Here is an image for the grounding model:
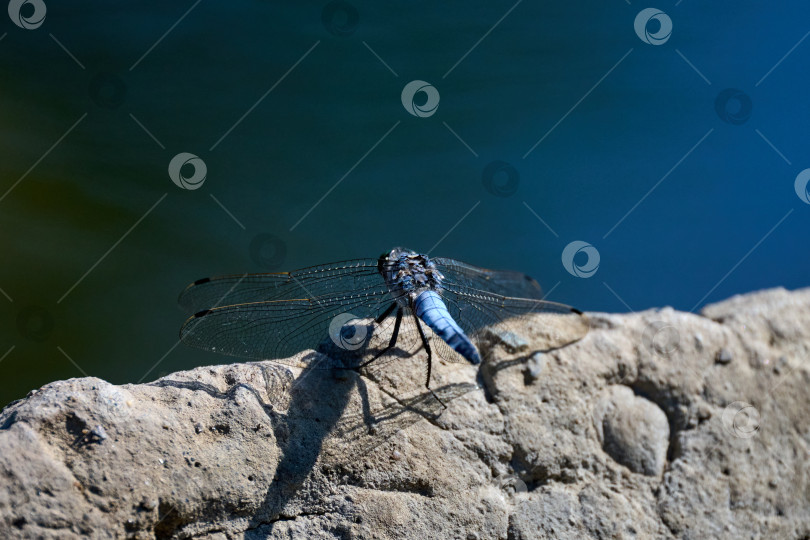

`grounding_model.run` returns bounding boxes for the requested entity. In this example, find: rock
[1,287,809,539]
[715,348,733,364]
[481,327,530,354]
[524,352,546,382]
[592,385,669,476]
